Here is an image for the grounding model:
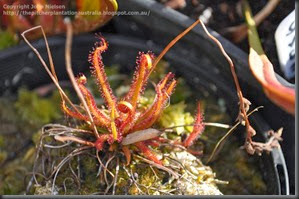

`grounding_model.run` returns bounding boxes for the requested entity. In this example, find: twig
[104,154,116,194]
[122,167,143,194]
[161,122,231,131]
[50,146,91,194]
[64,18,100,139]
[95,151,114,180]
[63,177,74,195]
[206,106,263,164]
[21,26,80,115]
[151,19,201,76]
[204,122,231,129]
[197,19,254,144]
[44,142,72,149]
[133,154,179,179]
[112,158,120,195]
[54,135,95,147]
[68,161,81,192]
[223,0,280,43]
